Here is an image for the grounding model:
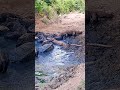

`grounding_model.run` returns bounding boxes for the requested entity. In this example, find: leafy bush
[35,0,85,19]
